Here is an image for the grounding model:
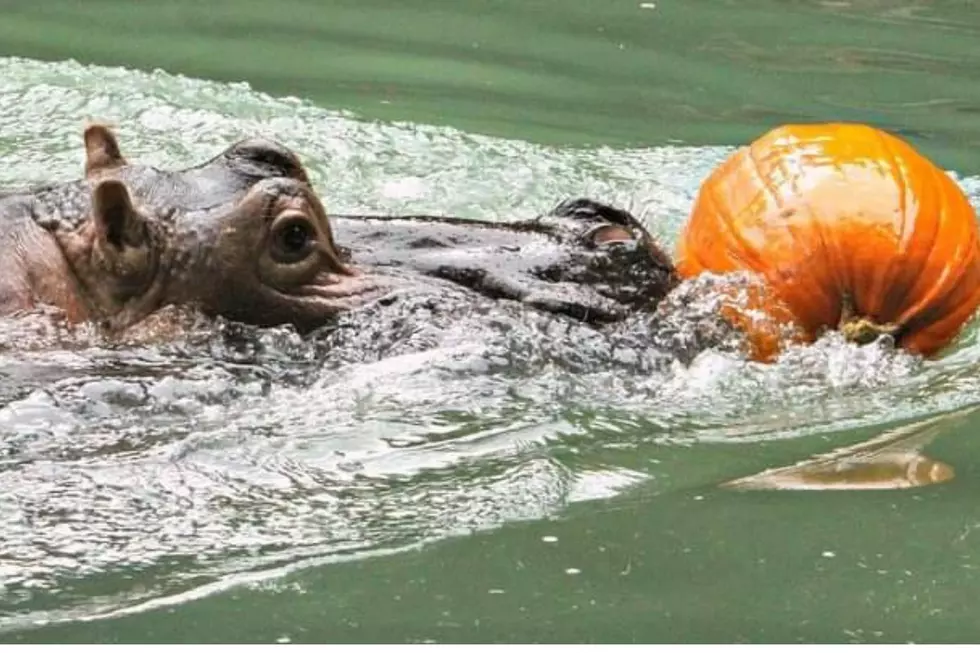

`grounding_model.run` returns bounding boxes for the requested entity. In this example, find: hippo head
[56,176,383,333]
[169,176,382,331]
